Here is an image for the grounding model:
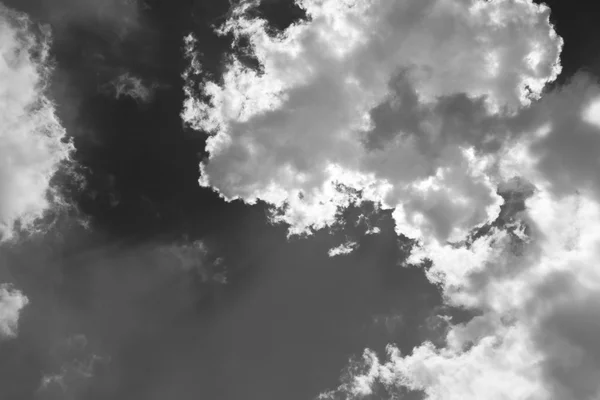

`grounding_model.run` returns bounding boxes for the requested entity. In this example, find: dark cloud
[1,0,143,34]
